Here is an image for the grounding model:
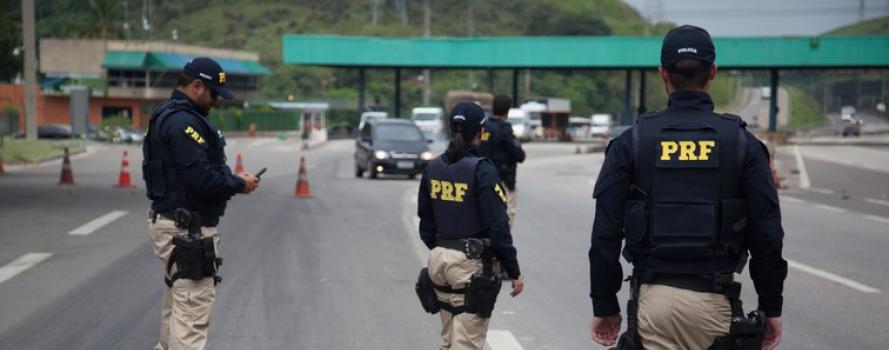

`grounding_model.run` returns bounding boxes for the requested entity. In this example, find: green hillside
[827,15,889,35]
[1,0,694,119]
